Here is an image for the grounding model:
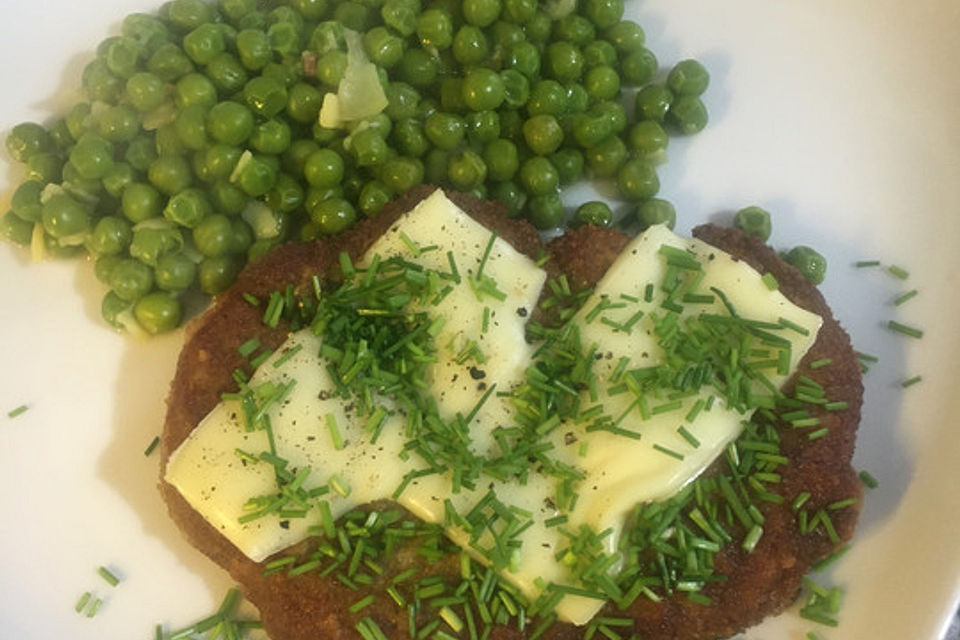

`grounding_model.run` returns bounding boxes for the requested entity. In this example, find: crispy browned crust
[161,195,863,640]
